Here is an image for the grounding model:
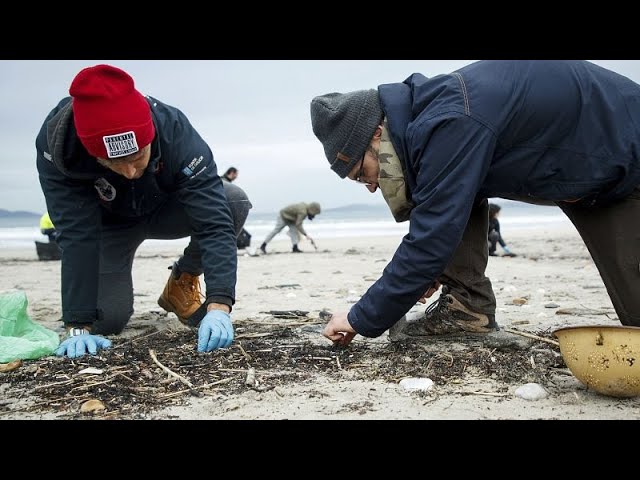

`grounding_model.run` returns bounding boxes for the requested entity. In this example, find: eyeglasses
[354,156,366,184]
